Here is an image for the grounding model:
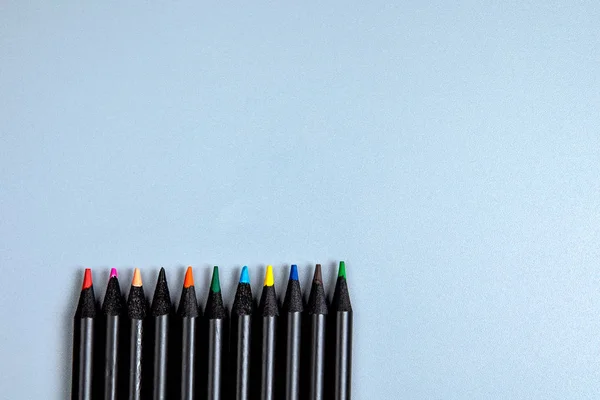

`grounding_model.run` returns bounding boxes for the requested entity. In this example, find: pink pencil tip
[110,268,118,278]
